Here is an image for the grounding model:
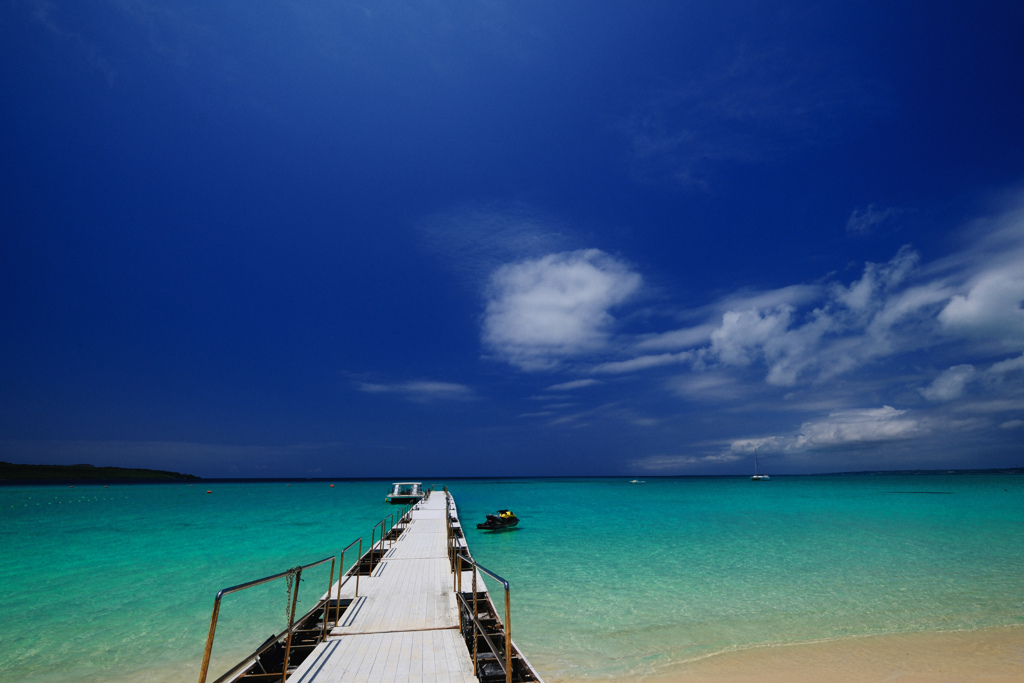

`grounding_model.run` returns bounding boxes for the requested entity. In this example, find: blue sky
[2,1,1023,477]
